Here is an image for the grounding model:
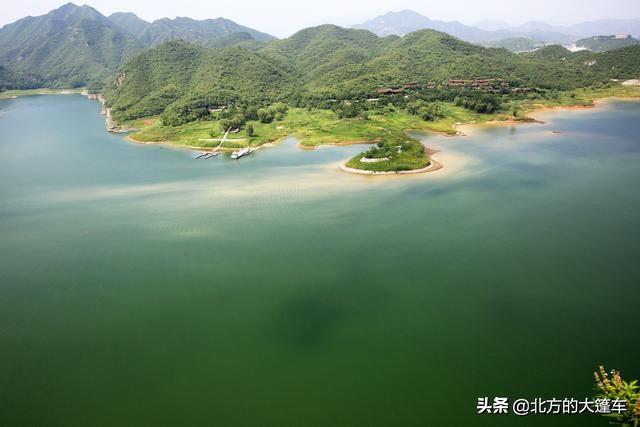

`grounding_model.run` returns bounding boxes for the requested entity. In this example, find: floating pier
[230,147,253,159]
